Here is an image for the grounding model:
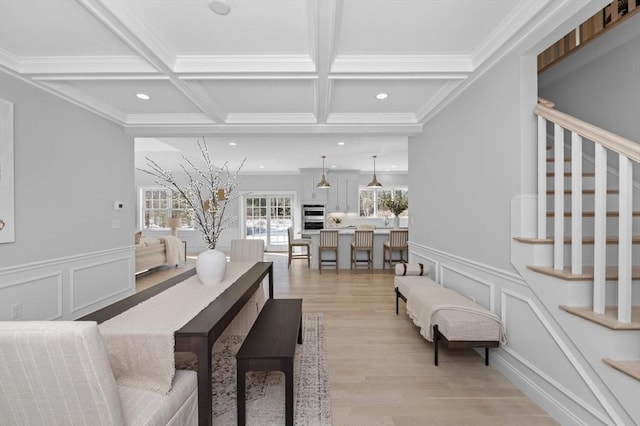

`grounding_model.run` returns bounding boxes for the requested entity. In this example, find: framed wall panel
[0,99,14,243]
